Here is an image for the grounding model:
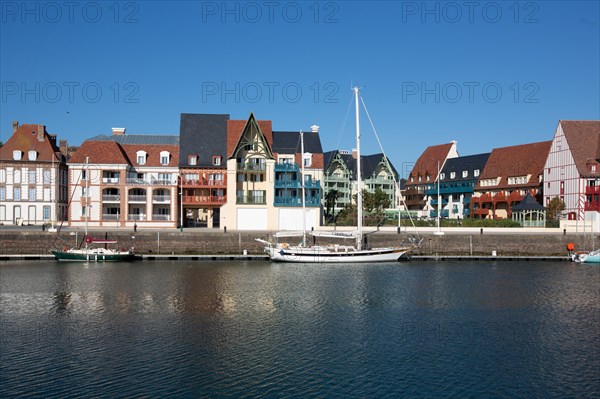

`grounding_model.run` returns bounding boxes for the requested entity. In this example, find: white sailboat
[257,87,421,263]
